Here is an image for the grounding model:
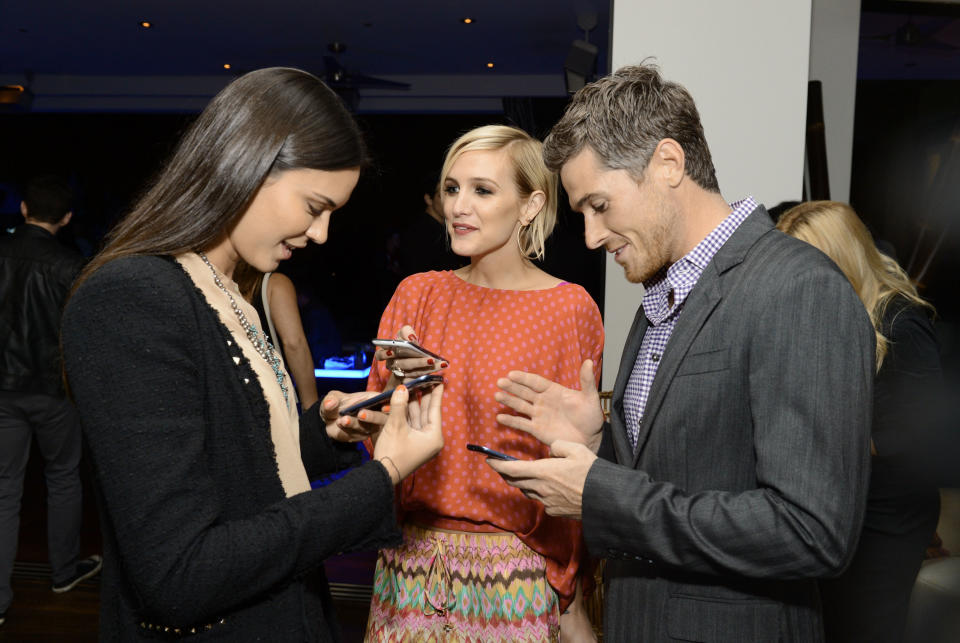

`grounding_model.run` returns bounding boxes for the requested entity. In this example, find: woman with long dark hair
[61,67,443,641]
[777,201,942,643]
